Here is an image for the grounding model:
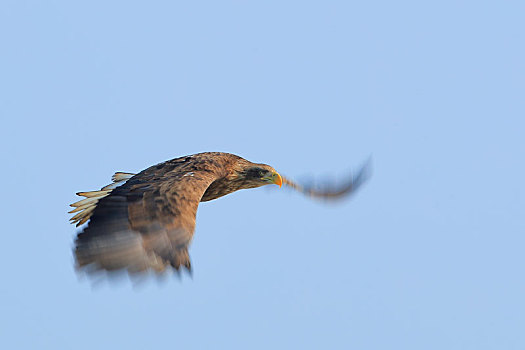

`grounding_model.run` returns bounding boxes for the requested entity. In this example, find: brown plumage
[70,152,370,275]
